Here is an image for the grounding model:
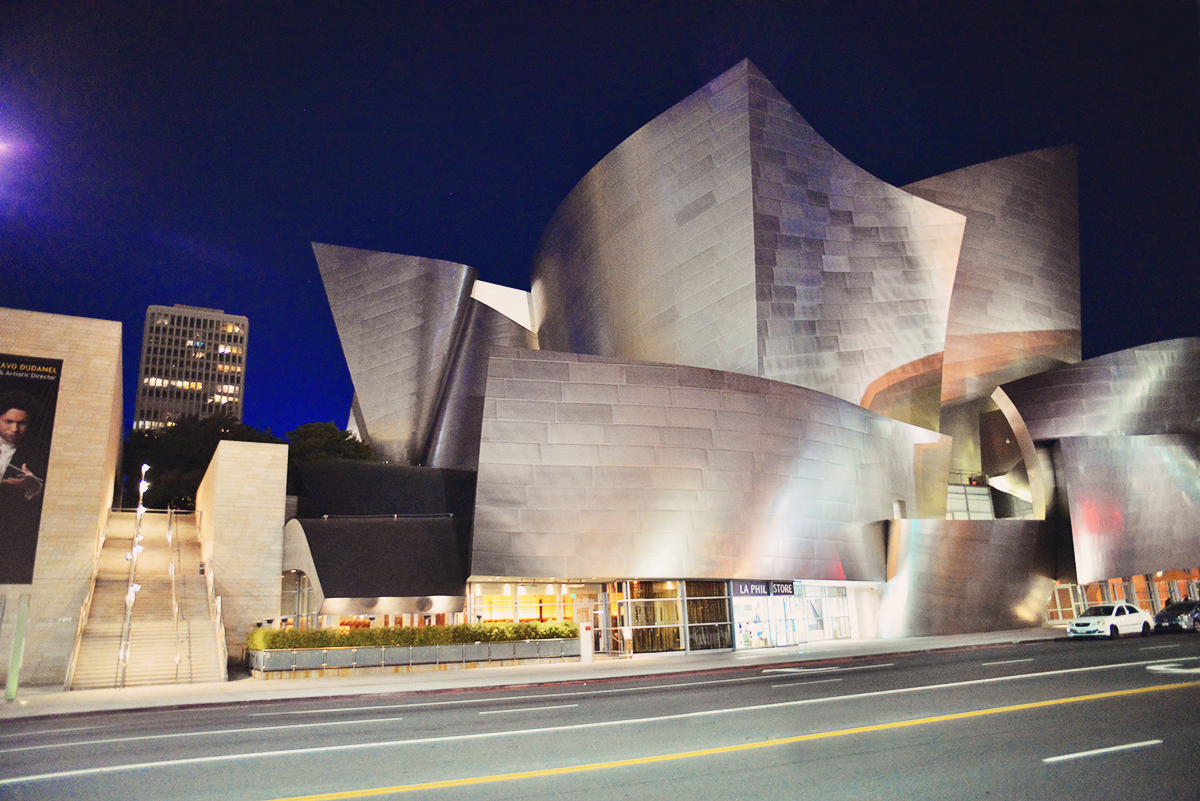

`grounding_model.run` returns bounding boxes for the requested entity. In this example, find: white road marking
[980,658,1034,666]
[1146,662,1200,674]
[0,717,405,755]
[770,678,843,688]
[246,673,776,716]
[1139,644,1180,650]
[0,723,109,739]
[479,704,579,715]
[763,662,894,675]
[1043,739,1162,763]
